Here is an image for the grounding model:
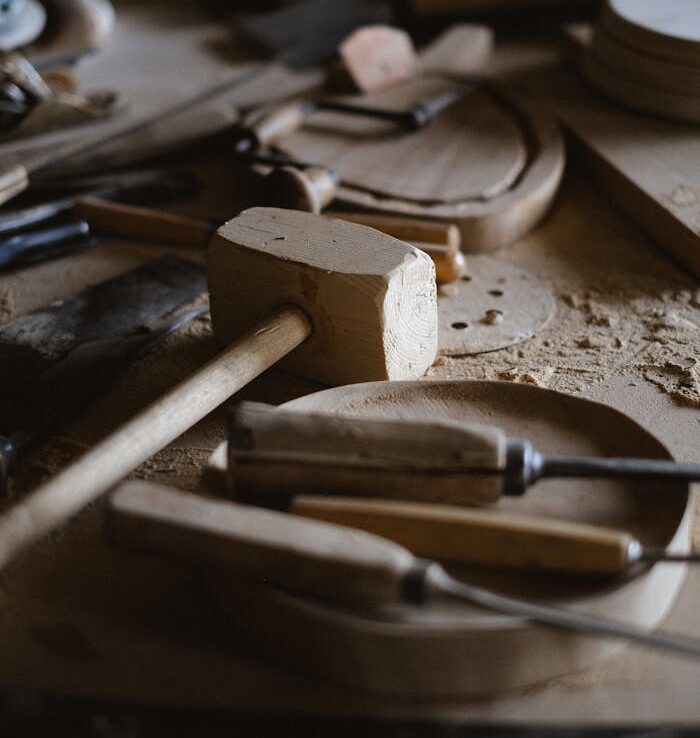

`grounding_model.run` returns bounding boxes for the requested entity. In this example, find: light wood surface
[108,482,415,603]
[338,26,418,92]
[206,380,691,697]
[418,24,493,77]
[281,77,527,204]
[208,207,438,385]
[521,63,700,278]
